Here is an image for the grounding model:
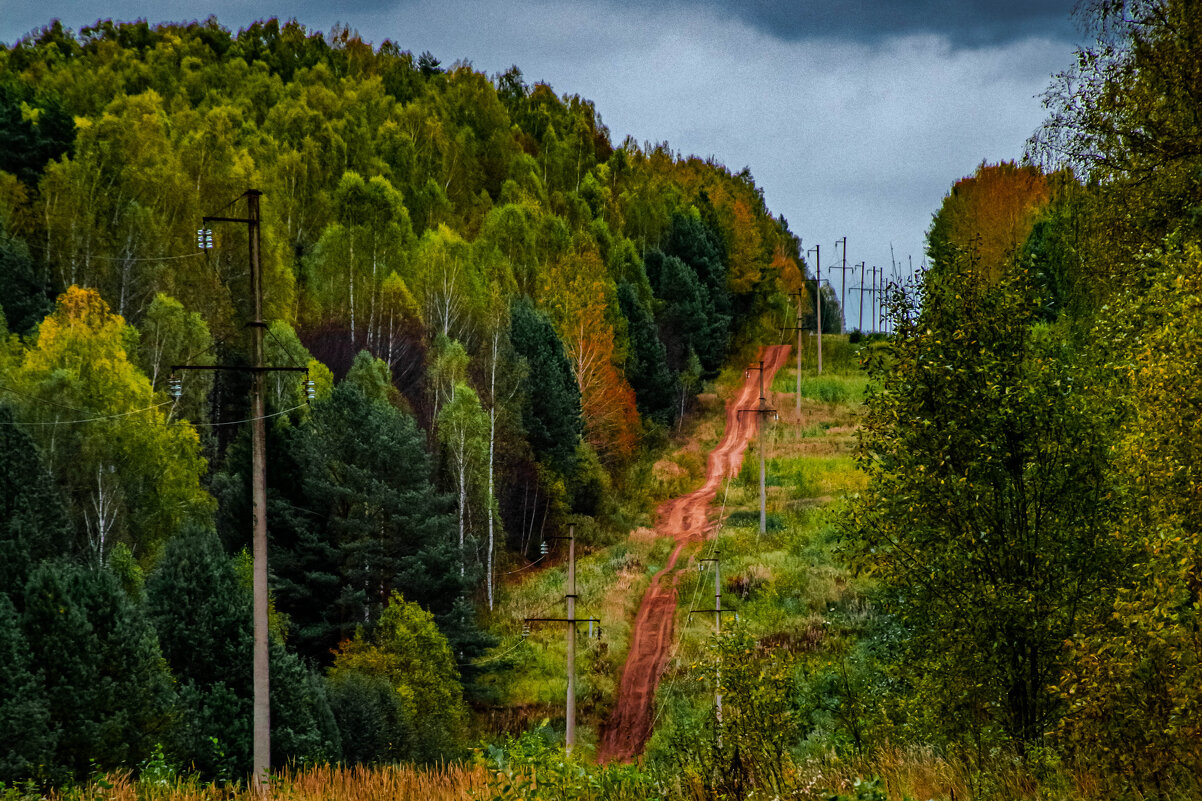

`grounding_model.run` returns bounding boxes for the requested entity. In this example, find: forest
[0,11,828,786]
[3,0,1202,798]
